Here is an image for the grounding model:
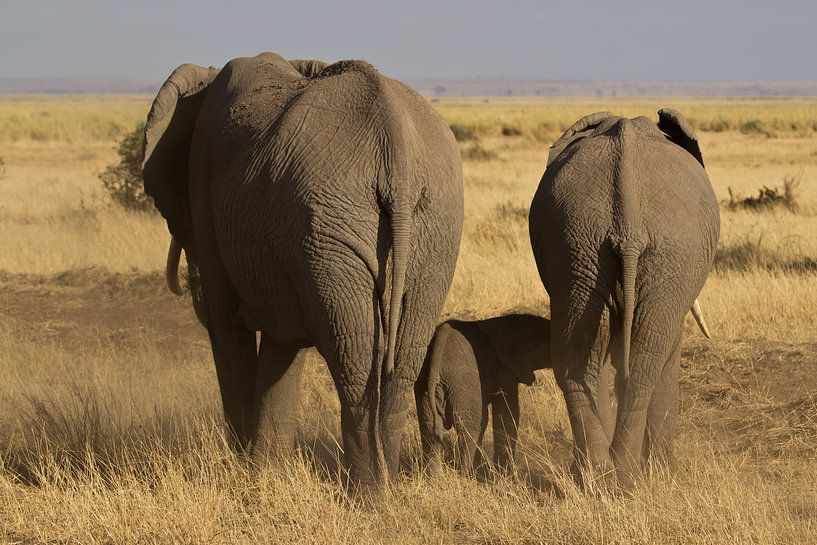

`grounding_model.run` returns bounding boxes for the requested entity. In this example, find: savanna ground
[1,95,816,543]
